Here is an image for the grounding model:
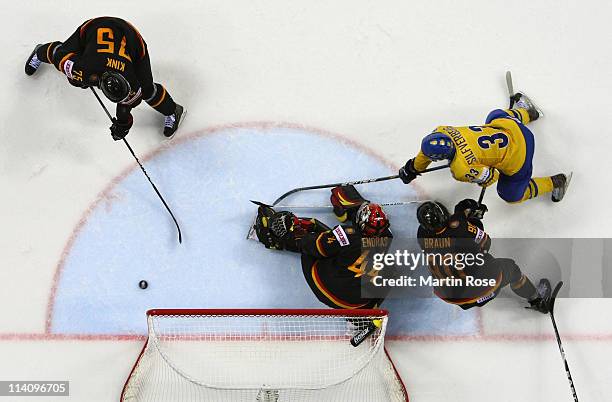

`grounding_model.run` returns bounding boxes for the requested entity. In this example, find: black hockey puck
[139,280,148,289]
